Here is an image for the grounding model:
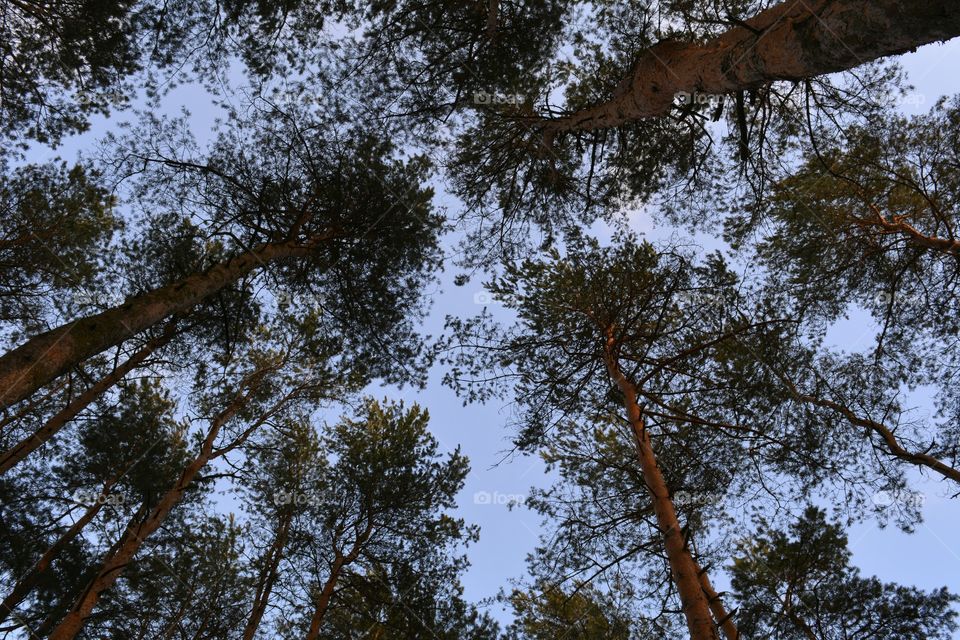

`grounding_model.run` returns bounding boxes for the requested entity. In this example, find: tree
[0,0,352,147]
[316,558,501,640]
[723,95,960,484]
[43,317,352,640]
[92,513,252,639]
[379,0,960,265]
[283,399,474,640]
[505,582,636,640]
[0,378,192,635]
[0,105,441,410]
[0,162,119,333]
[442,234,957,639]
[731,507,959,639]
[237,418,322,640]
[526,0,960,136]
